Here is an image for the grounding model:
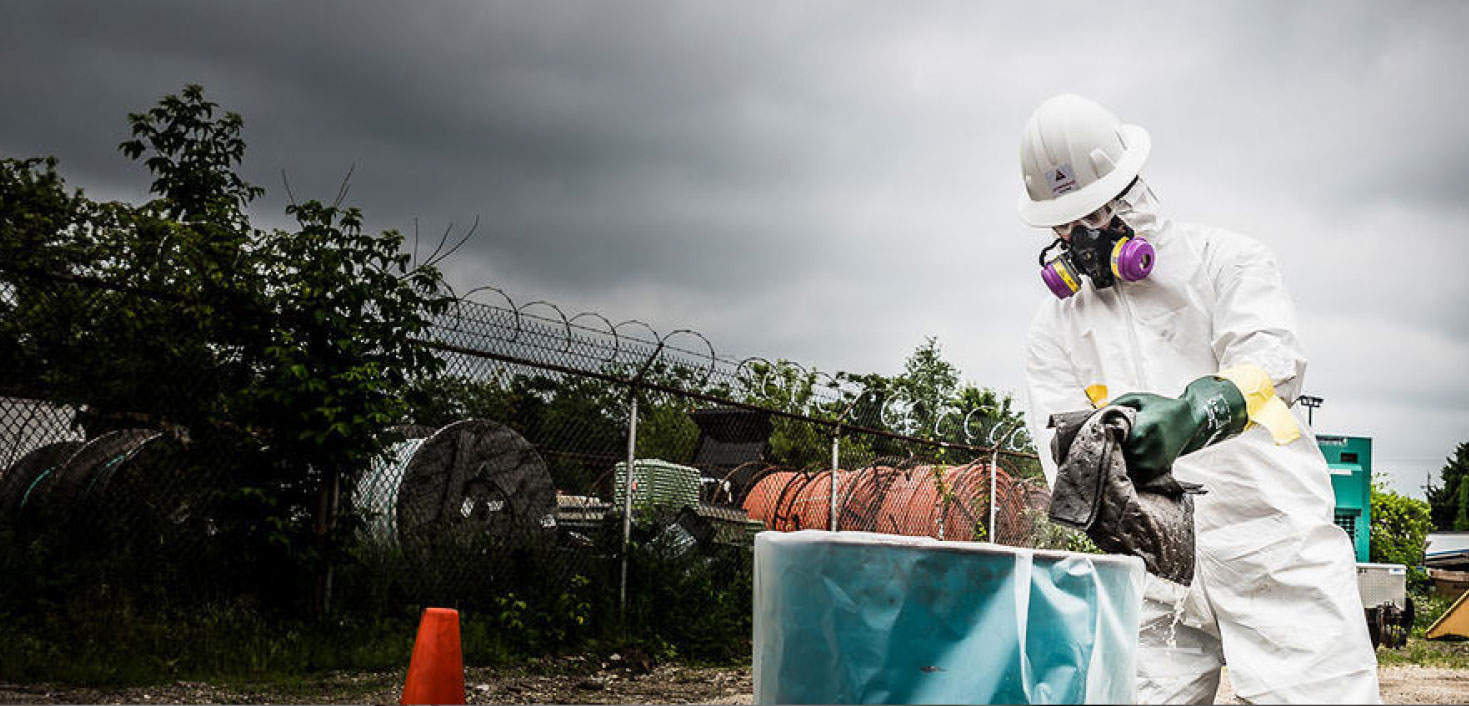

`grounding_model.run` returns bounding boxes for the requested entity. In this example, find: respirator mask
[1038,210,1155,299]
